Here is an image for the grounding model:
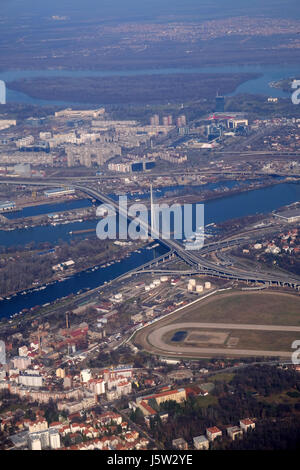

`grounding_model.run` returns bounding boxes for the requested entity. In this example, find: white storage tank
[196,284,204,293]
[189,279,196,287]
[153,279,161,286]
[205,281,212,289]
[160,276,169,282]
[188,284,195,292]
[145,286,150,292]
[149,283,155,289]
